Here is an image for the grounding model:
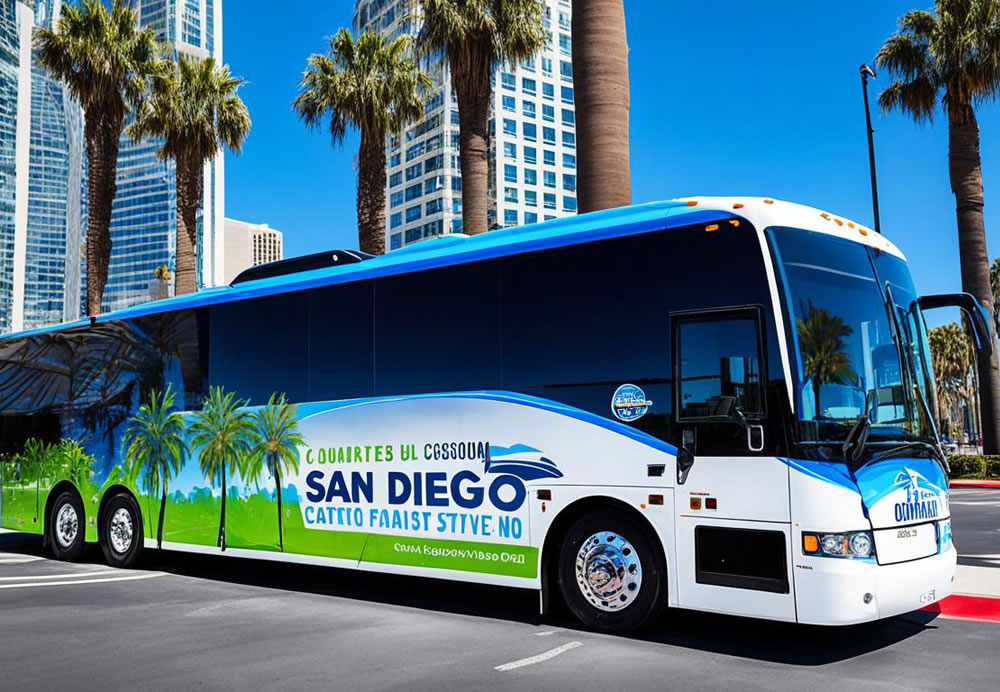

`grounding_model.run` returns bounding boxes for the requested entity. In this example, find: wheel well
[42,481,83,546]
[98,485,142,544]
[540,496,668,612]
